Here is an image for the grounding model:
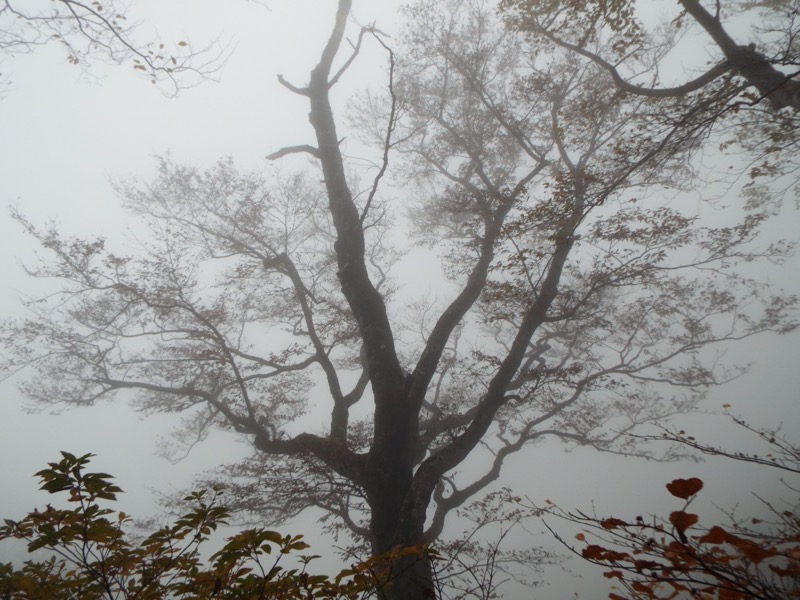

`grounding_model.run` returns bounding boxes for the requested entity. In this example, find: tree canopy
[499,0,800,203]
